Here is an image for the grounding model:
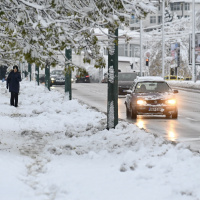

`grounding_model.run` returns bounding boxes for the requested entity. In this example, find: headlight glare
[166,99,176,105]
[137,100,146,105]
